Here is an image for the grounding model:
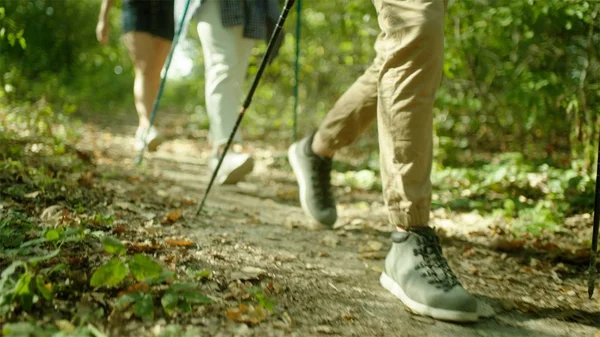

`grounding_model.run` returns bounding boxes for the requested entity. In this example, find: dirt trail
[81,120,600,337]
